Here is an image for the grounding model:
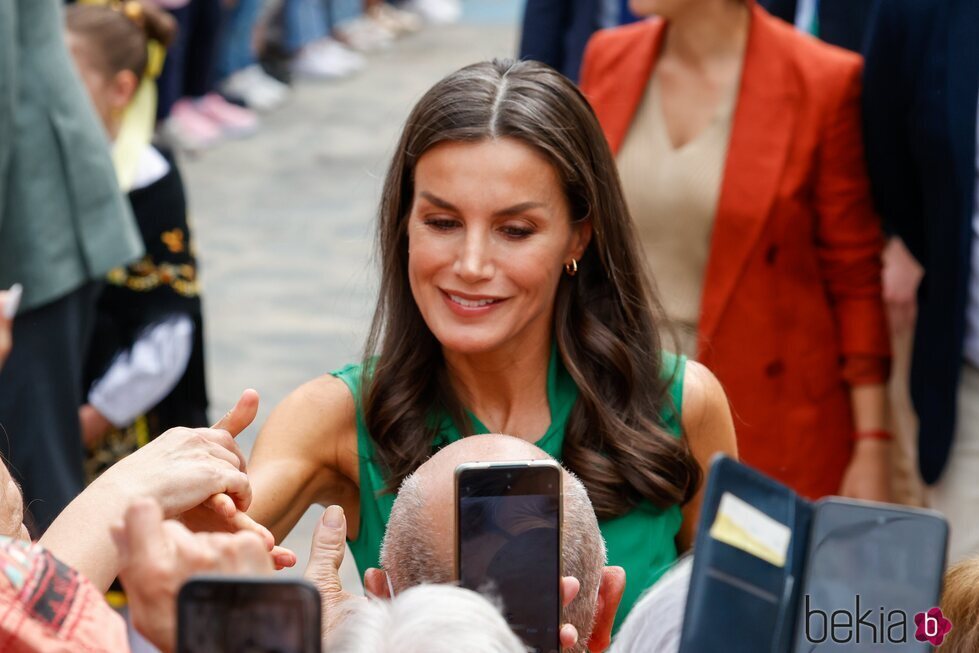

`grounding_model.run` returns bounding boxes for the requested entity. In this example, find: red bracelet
[854,429,893,442]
